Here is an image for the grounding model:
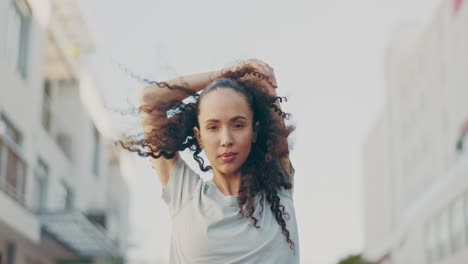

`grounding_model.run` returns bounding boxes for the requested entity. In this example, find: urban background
[0,0,467,264]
